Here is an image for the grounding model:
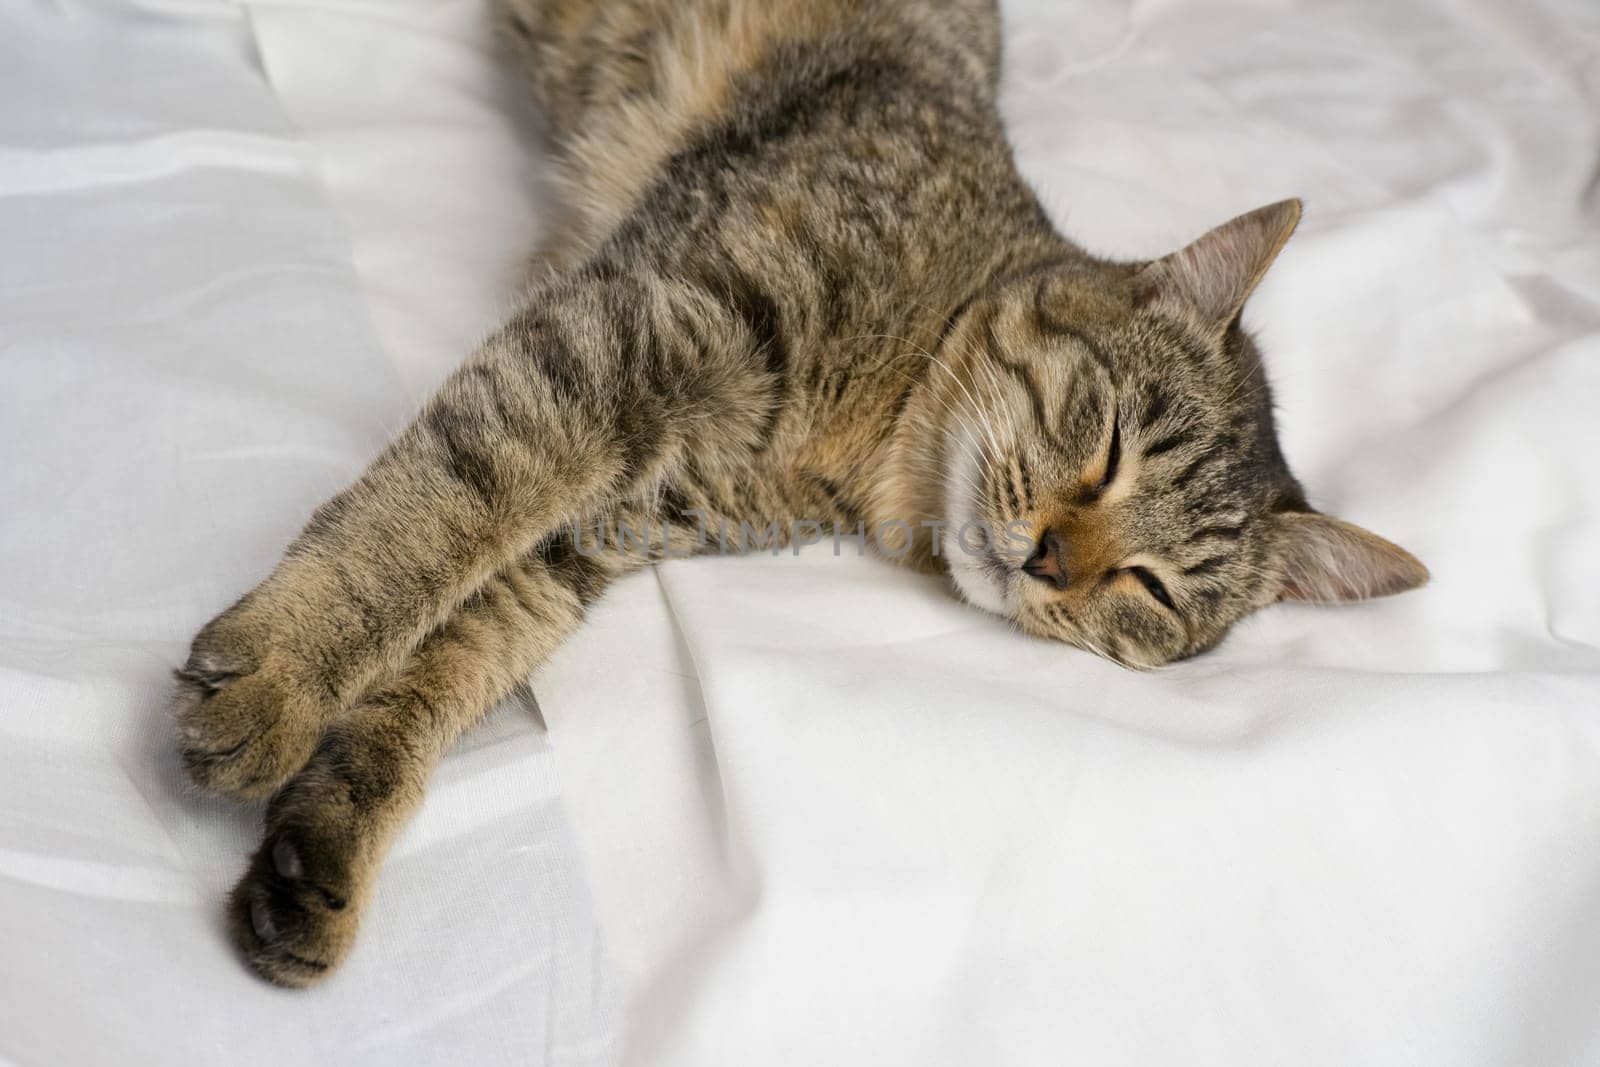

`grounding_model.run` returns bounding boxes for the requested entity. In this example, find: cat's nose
[1022,528,1067,589]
